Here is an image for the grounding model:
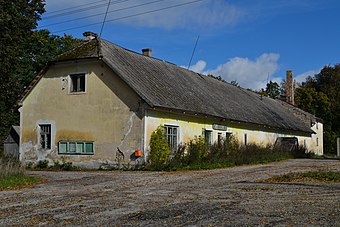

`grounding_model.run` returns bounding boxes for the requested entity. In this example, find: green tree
[265,80,280,98]
[17,29,82,87]
[149,126,171,170]
[0,0,45,154]
[295,87,331,121]
[230,80,239,87]
[296,65,340,153]
[0,1,81,154]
